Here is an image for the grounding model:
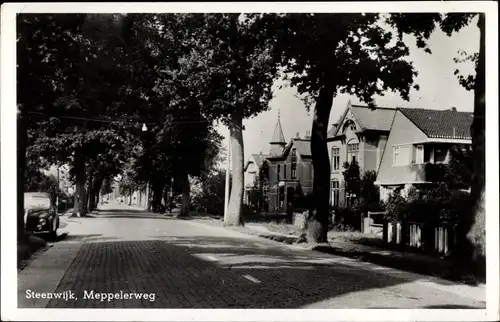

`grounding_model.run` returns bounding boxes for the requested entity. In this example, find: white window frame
[347,143,359,163]
[331,148,340,171]
[414,144,424,164]
[393,146,400,166]
[330,180,340,207]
